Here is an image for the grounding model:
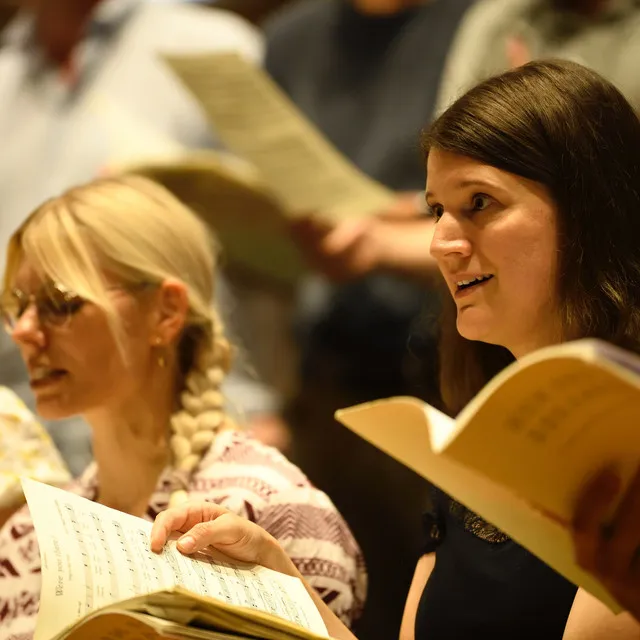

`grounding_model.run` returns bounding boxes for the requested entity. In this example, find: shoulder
[458,0,531,26]
[0,387,71,509]
[0,502,39,575]
[192,431,355,540]
[264,0,332,42]
[264,0,333,74]
[190,430,313,503]
[0,505,41,636]
[127,3,263,63]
